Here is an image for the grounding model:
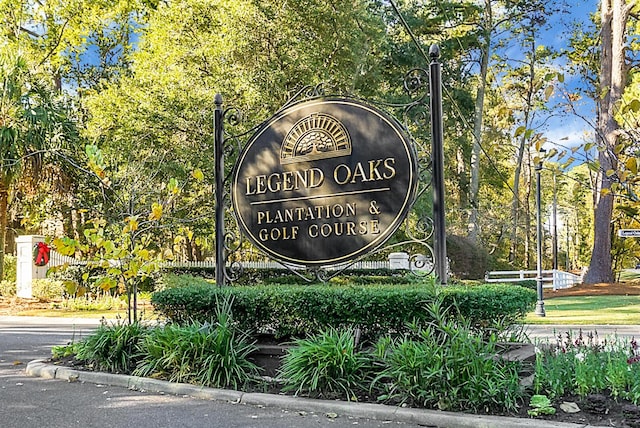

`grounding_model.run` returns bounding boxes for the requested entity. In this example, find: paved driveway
[0,316,415,428]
